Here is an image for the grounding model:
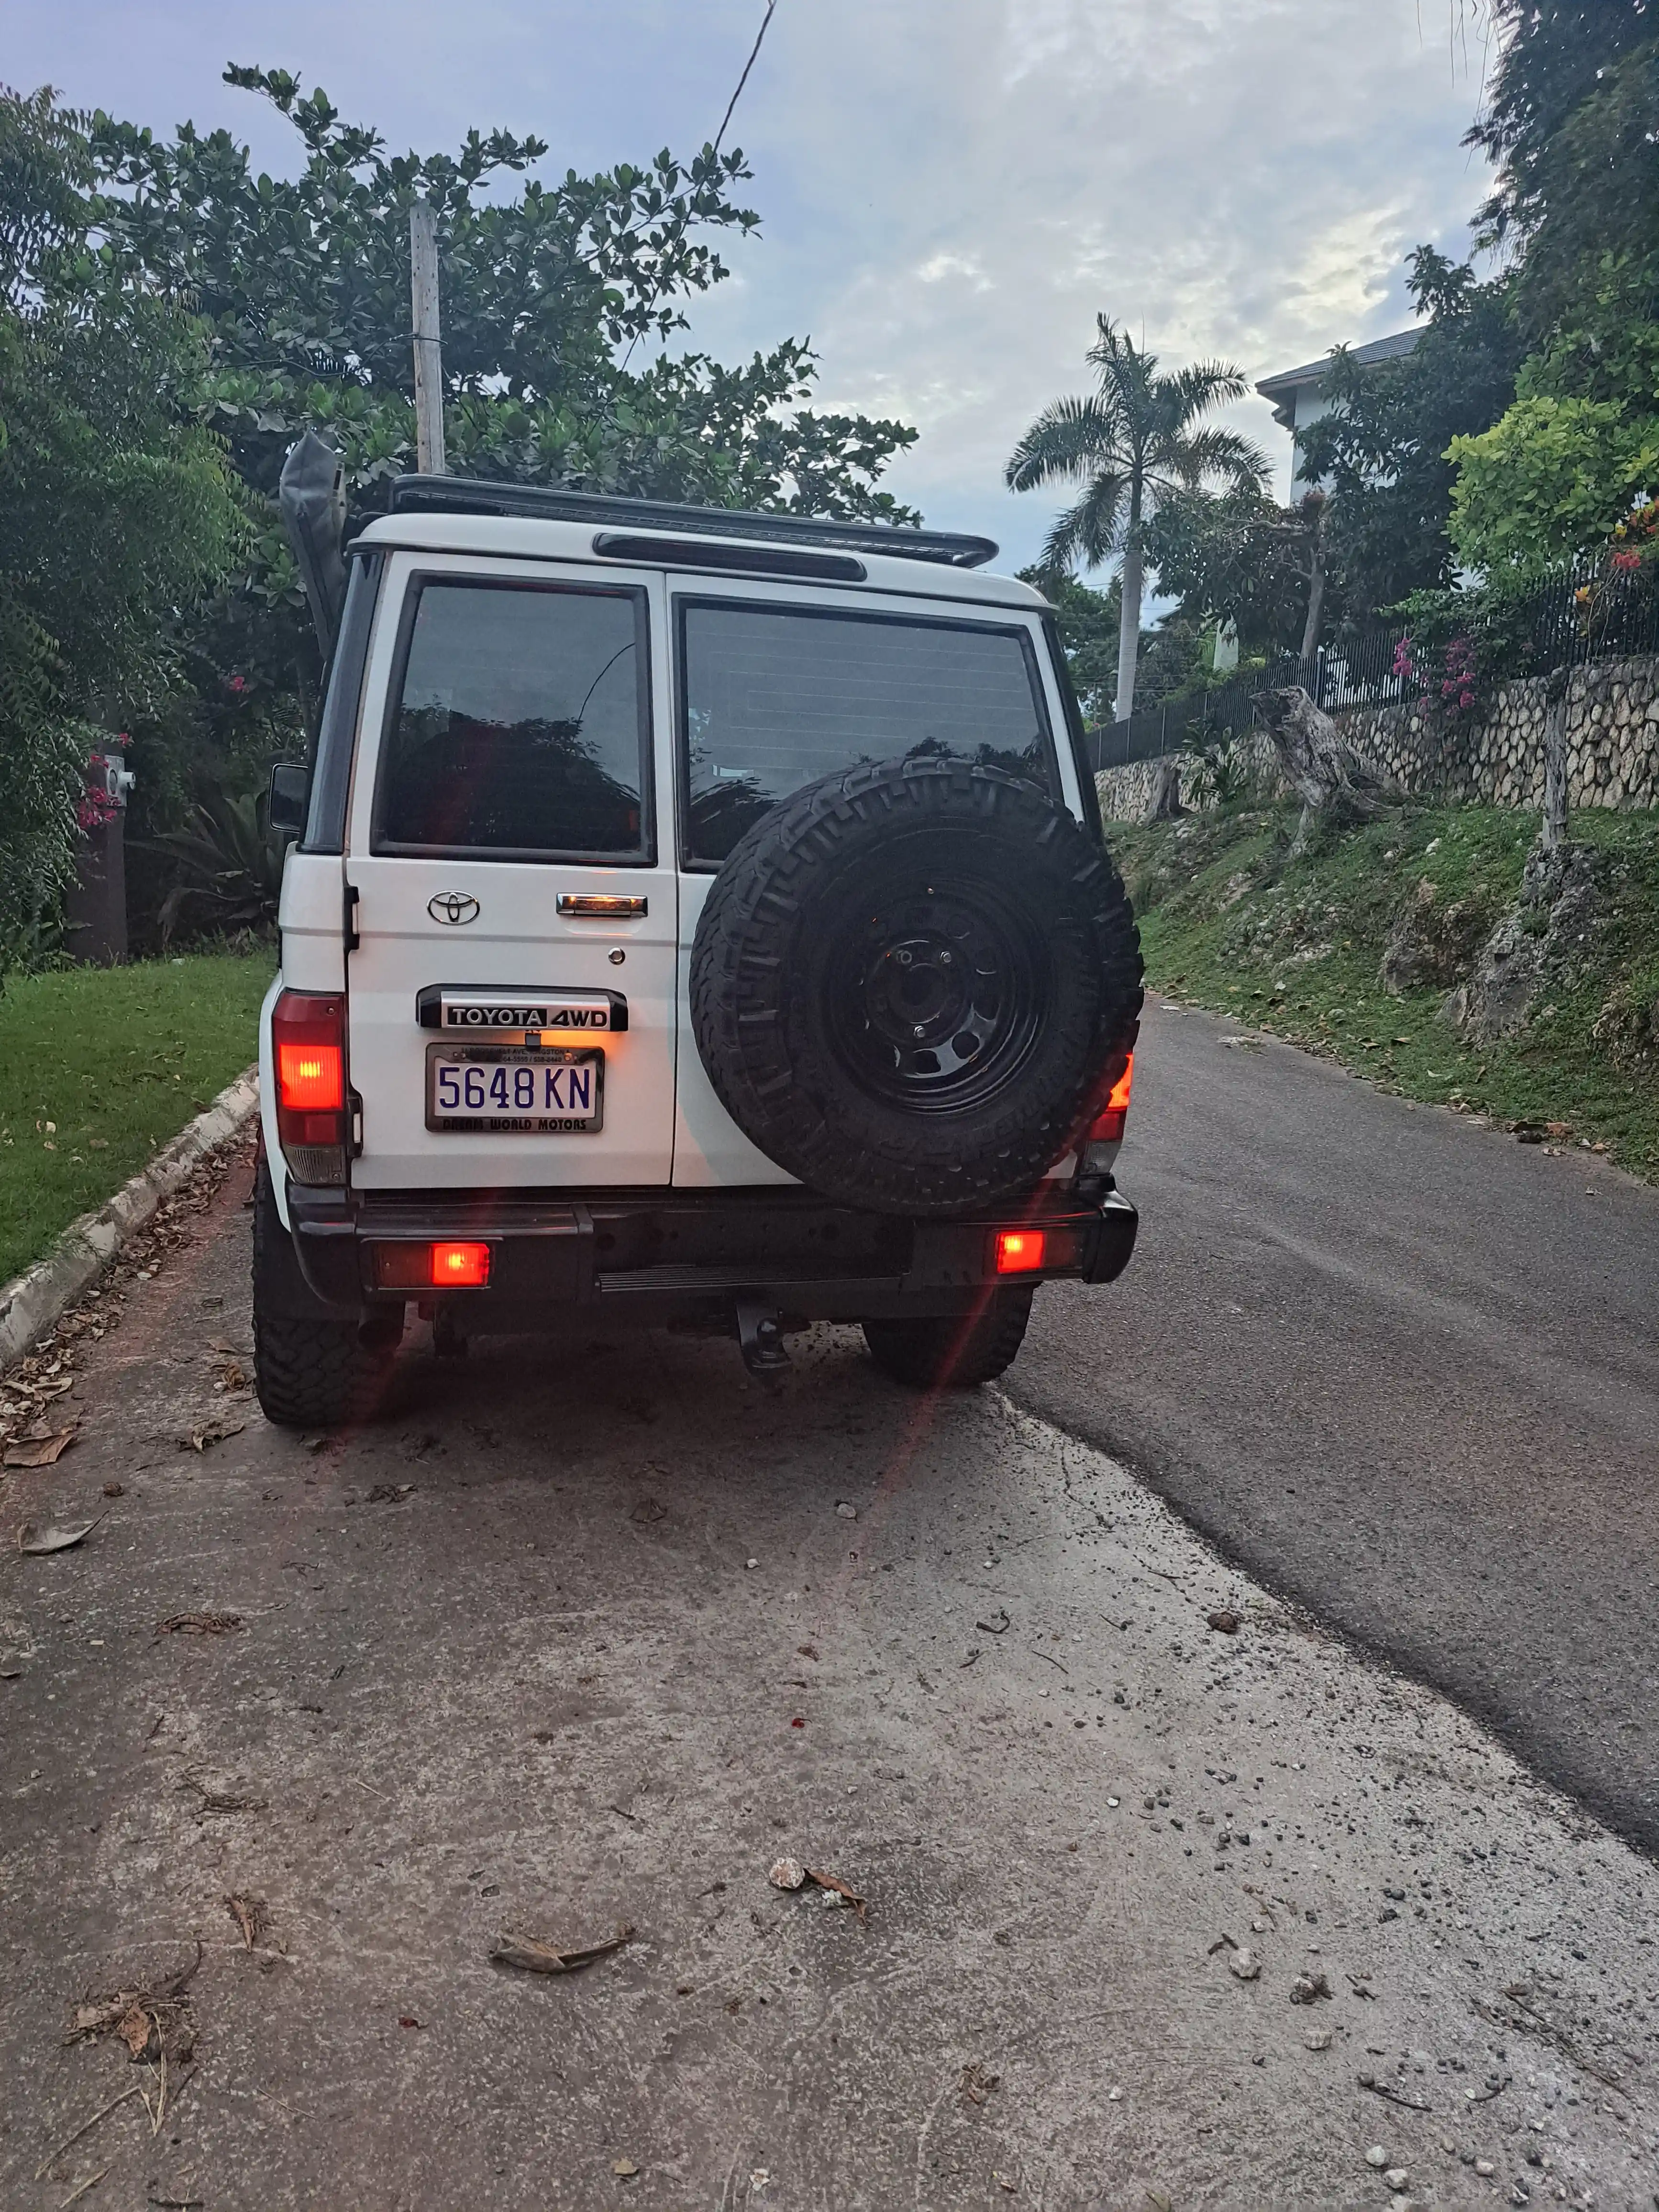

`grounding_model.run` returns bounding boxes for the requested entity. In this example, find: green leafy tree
[1143,486,1337,658]
[1294,250,1523,618]
[1018,567,1121,723]
[1005,318,1264,721]
[0,86,247,965]
[1448,396,1659,577]
[1468,0,1659,345]
[88,67,918,522]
